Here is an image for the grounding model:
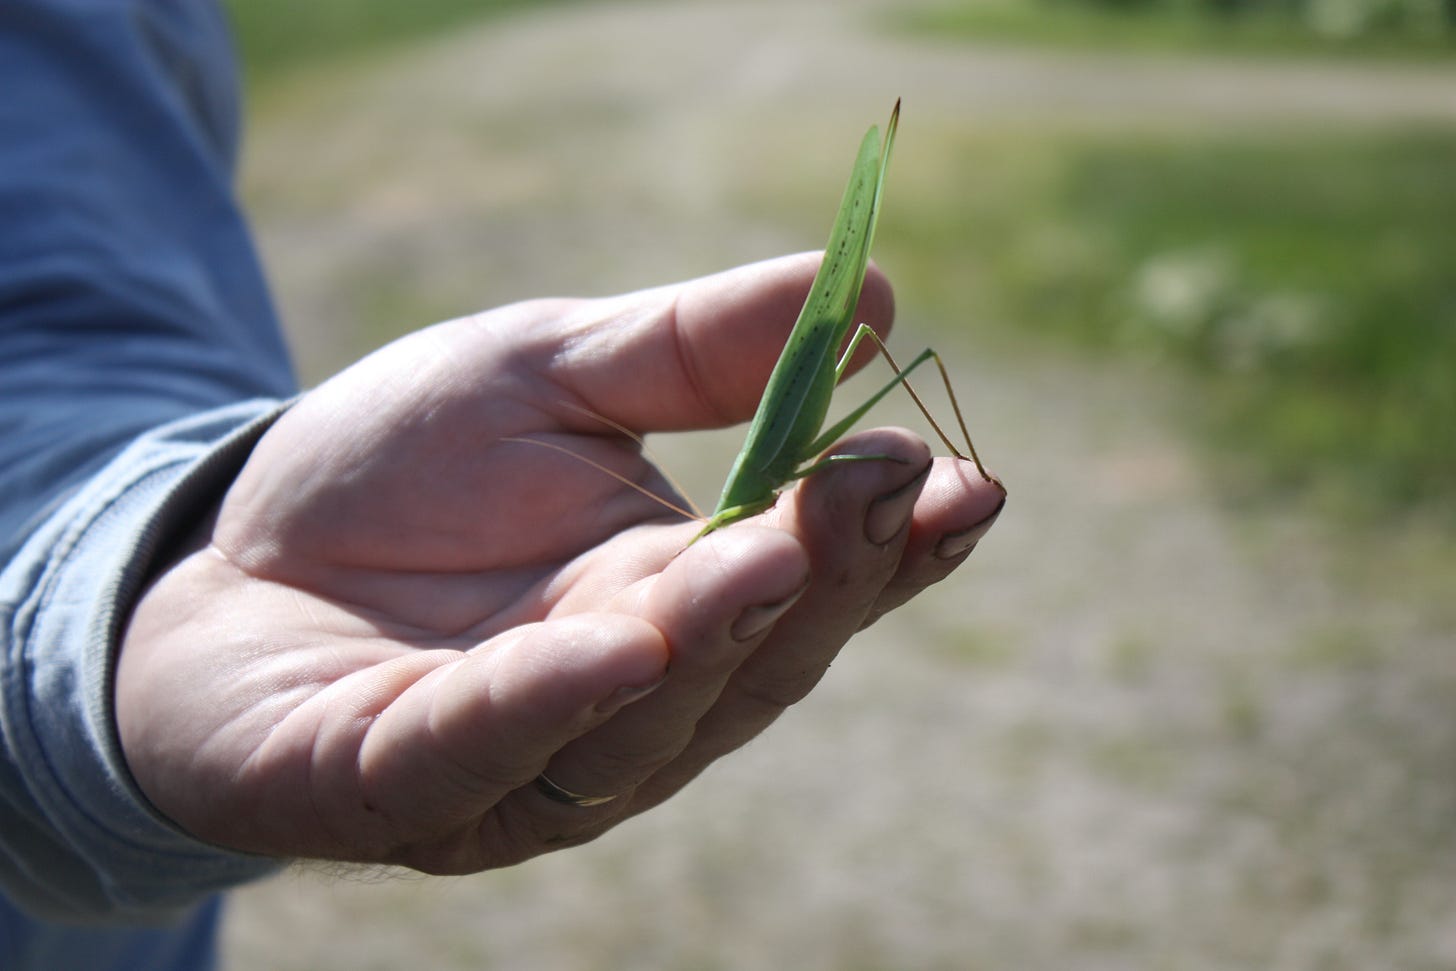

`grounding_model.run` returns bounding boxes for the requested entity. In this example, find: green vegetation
[875,129,1456,521]
[899,0,1456,60]
[222,0,572,86]
[885,1,1456,524]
